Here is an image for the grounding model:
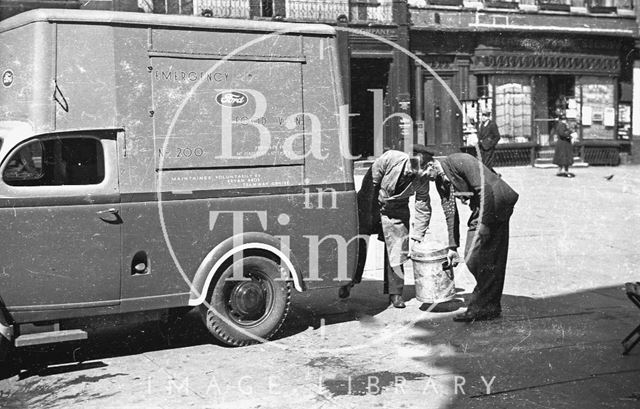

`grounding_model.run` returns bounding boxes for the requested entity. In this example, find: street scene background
[1,164,639,408]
